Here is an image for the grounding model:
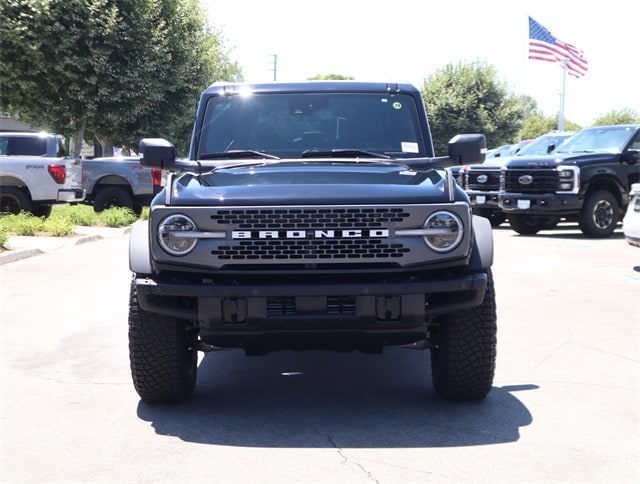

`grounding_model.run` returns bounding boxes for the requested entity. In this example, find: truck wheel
[93,186,134,213]
[0,186,32,215]
[578,189,620,238]
[507,214,548,235]
[474,208,507,227]
[128,281,198,403]
[32,205,53,218]
[429,270,497,401]
[132,204,144,217]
